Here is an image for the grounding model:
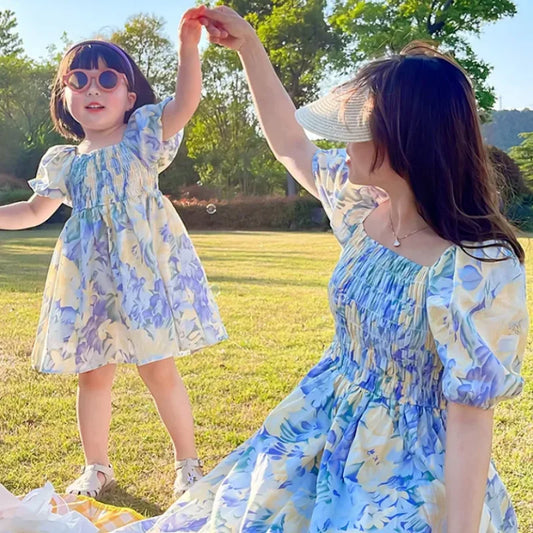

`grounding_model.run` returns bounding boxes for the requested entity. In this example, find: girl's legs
[77,364,117,484]
[137,358,197,460]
